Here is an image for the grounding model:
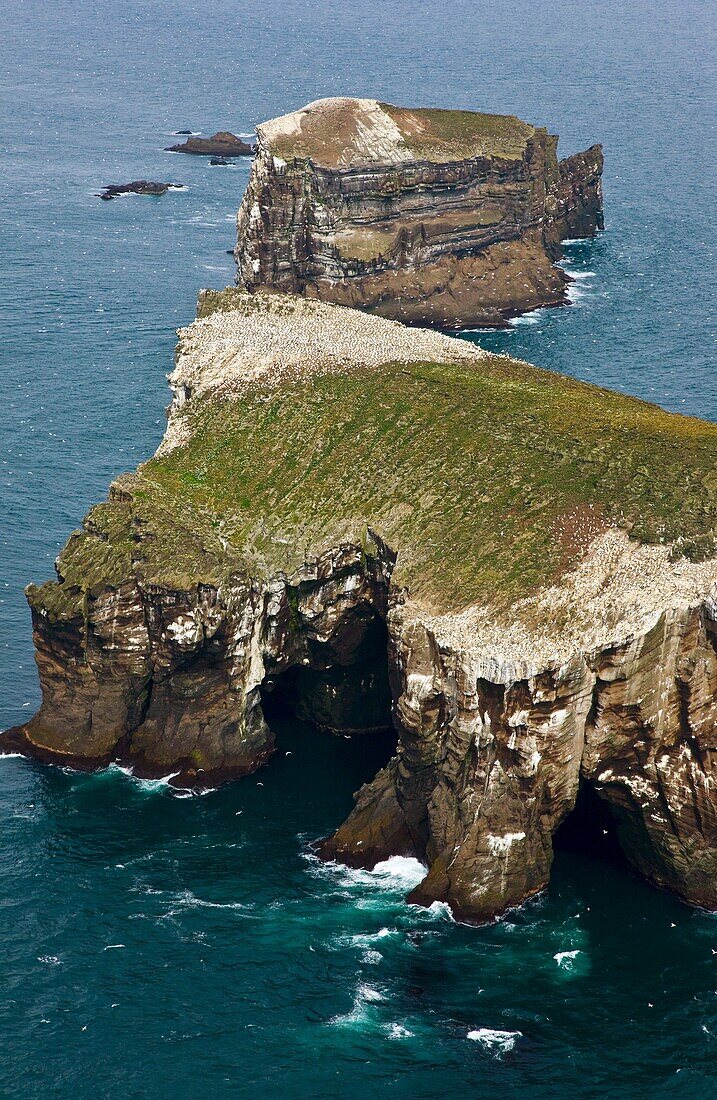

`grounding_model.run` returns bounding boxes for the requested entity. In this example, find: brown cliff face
[5,524,395,789]
[11,519,717,923]
[234,98,603,327]
[545,144,605,250]
[320,599,717,921]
